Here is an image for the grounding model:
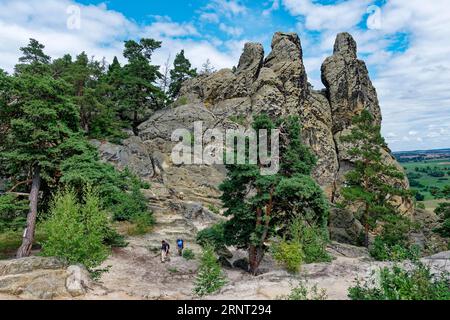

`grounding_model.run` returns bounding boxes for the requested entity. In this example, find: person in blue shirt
[176,238,184,256]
